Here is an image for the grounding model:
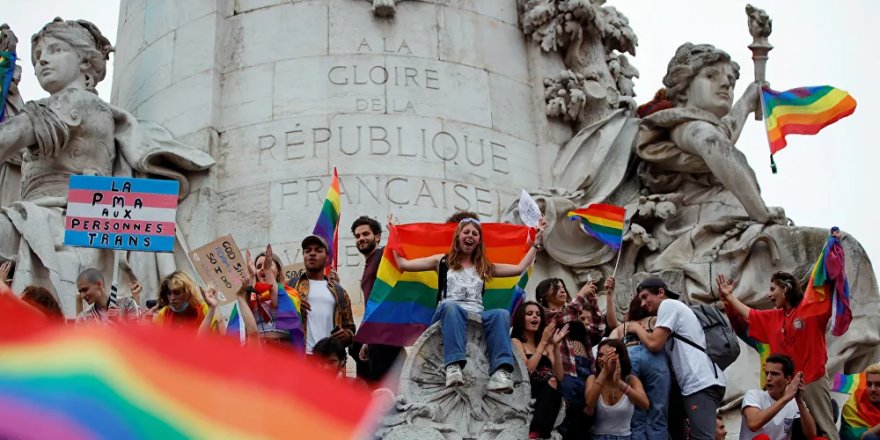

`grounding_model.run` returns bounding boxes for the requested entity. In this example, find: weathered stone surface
[377,316,531,439]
